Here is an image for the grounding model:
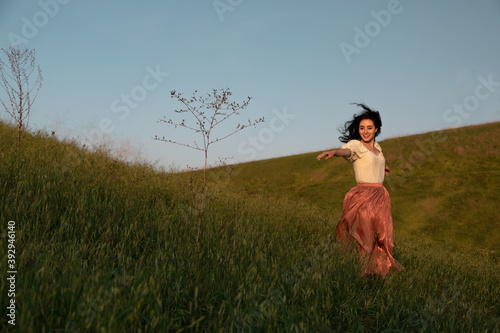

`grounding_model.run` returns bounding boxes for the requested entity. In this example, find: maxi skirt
[336,183,404,277]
